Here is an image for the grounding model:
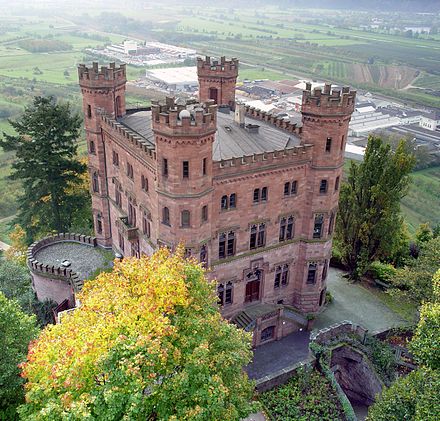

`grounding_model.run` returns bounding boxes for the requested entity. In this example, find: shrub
[369,261,397,282]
